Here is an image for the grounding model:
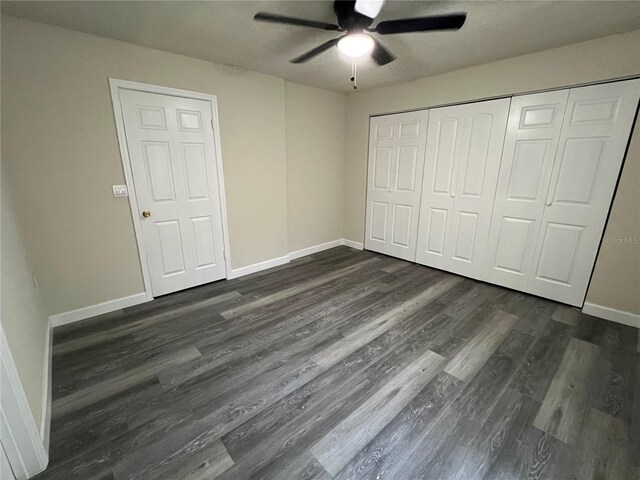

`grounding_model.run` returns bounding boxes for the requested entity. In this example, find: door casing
[109,78,232,301]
